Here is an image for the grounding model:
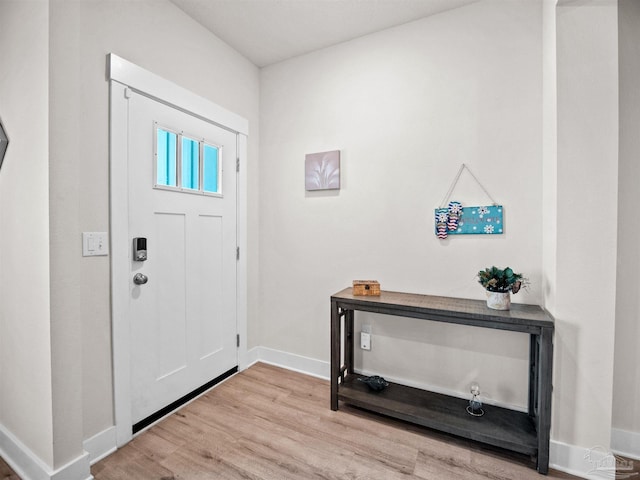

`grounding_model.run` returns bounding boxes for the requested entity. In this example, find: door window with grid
[155,125,221,195]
